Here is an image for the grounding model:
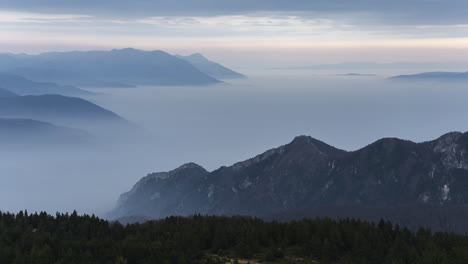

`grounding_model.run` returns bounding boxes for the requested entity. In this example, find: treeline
[1,211,468,264]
